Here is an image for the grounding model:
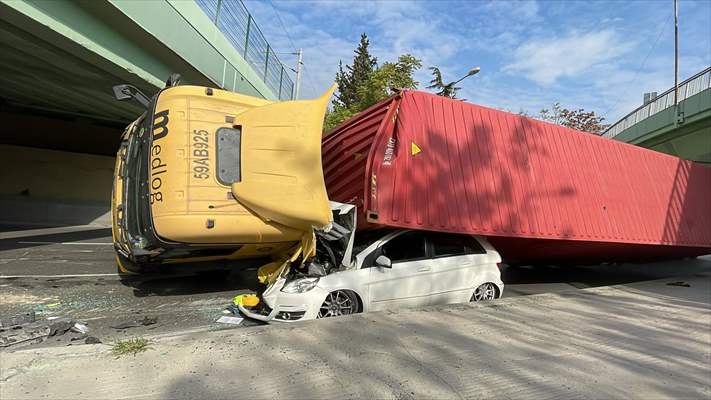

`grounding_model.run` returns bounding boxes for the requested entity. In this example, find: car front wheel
[318,290,359,318]
[471,283,497,302]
